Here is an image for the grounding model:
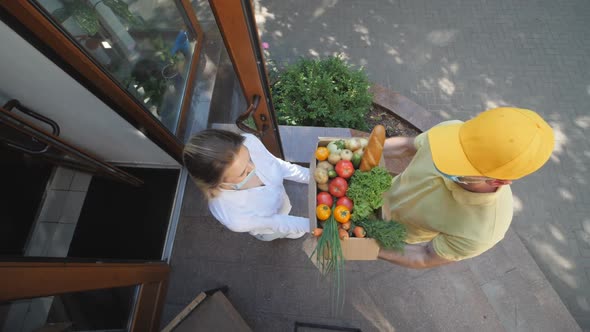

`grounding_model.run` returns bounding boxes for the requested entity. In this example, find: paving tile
[25,222,57,257]
[170,215,243,263]
[1,300,30,331]
[21,297,53,332]
[368,266,504,332]
[240,234,318,269]
[481,269,572,332]
[69,171,92,192]
[59,191,87,224]
[49,167,73,190]
[468,242,517,286]
[37,190,68,222]
[180,180,210,218]
[245,312,363,332]
[47,223,76,257]
[166,258,258,316]
[254,265,319,316]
